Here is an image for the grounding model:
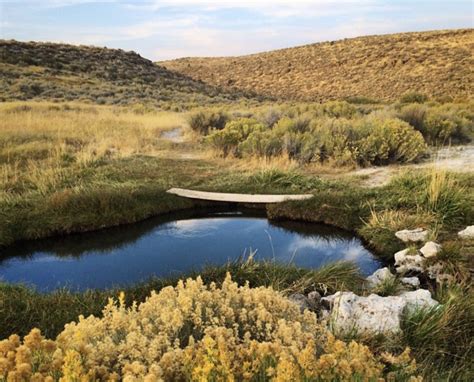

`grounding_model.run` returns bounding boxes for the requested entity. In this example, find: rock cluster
[393,228,445,279]
[286,225,473,336]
